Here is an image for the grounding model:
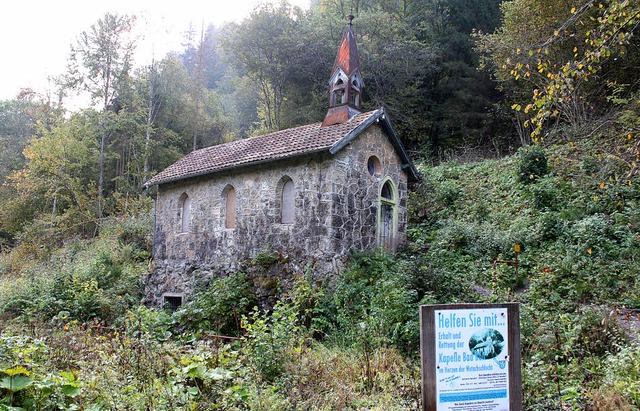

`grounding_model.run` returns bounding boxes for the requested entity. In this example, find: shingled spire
[322,14,365,127]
